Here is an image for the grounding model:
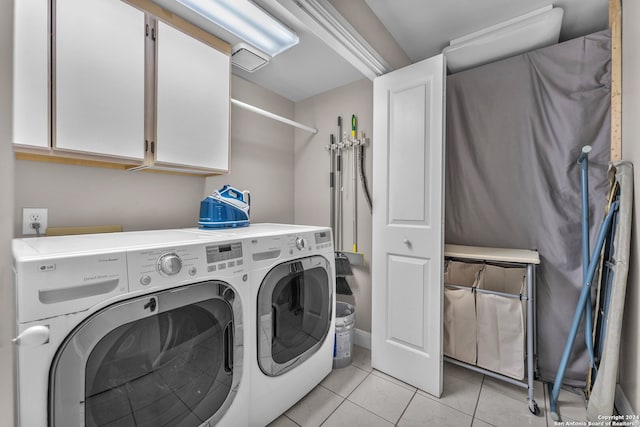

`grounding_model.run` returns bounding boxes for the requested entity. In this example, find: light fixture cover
[177,0,299,57]
[443,7,563,73]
